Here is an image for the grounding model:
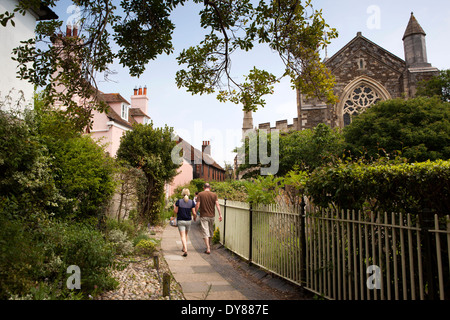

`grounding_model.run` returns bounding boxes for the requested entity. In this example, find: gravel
[96,226,184,301]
